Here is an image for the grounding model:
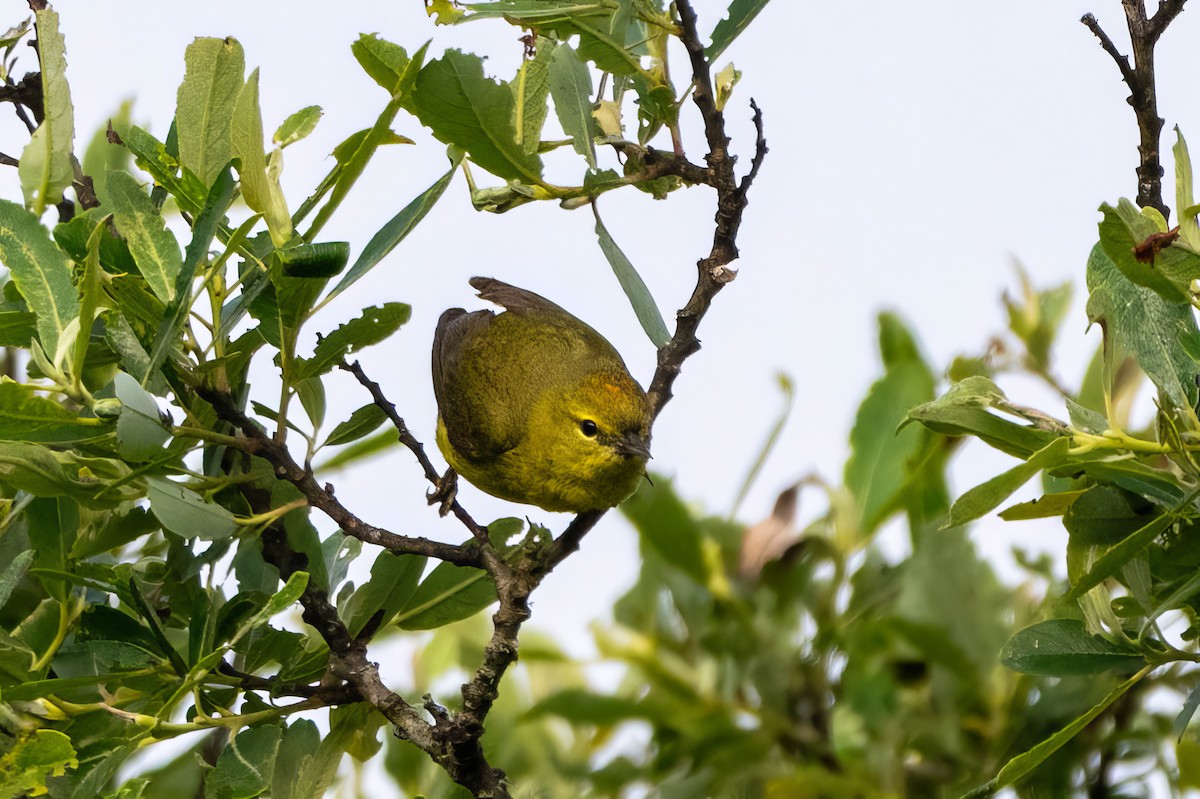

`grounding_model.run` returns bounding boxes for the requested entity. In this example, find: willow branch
[194,384,480,567]
[1082,0,1187,218]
